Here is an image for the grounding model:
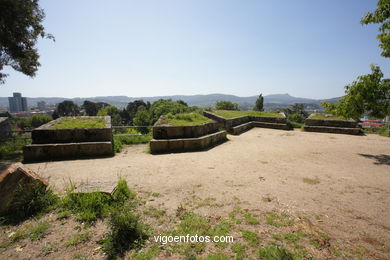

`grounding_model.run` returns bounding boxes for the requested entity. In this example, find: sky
[0,0,389,99]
